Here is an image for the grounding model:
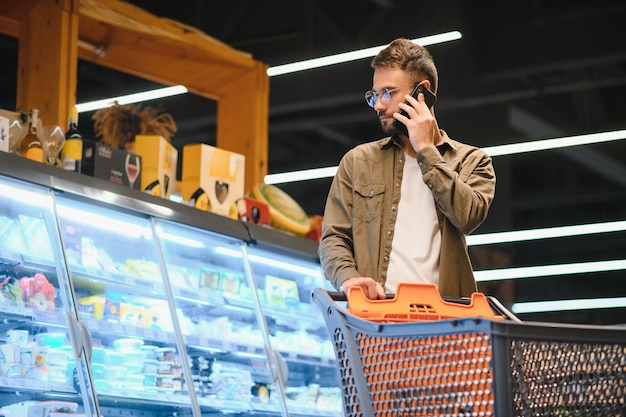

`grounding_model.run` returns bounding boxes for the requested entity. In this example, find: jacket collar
[380,130,457,153]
